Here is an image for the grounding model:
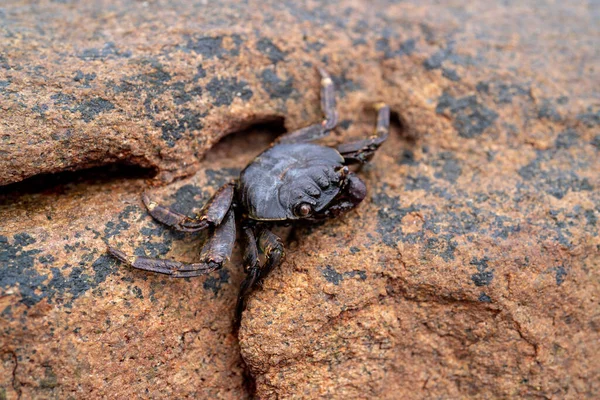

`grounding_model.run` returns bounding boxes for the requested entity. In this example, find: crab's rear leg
[337,103,390,165]
[142,182,234,233]
[107,209,236,278]
[277,68,338,144]
[234,225,284,326]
